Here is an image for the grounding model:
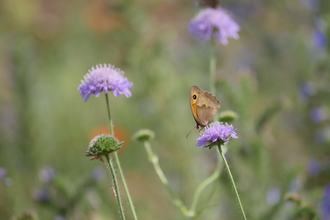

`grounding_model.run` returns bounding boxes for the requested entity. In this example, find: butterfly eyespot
[193,95,197,100]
